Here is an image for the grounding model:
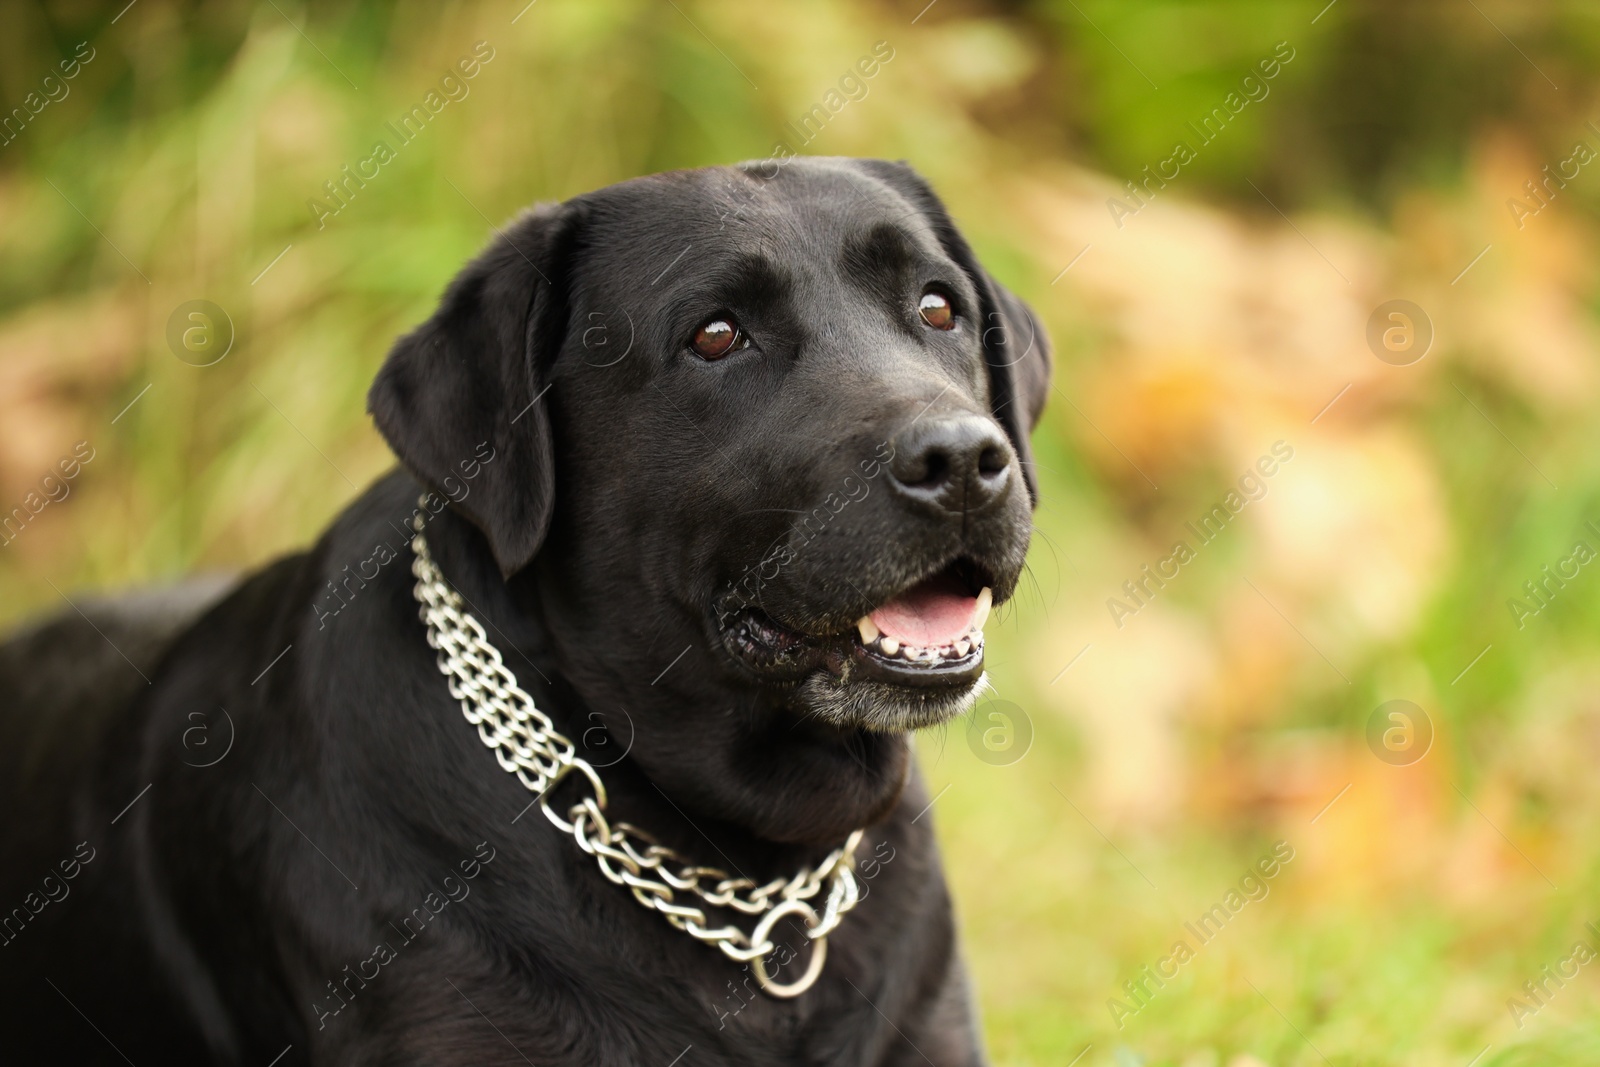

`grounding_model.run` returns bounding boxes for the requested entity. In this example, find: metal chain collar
[407,507,863,998]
